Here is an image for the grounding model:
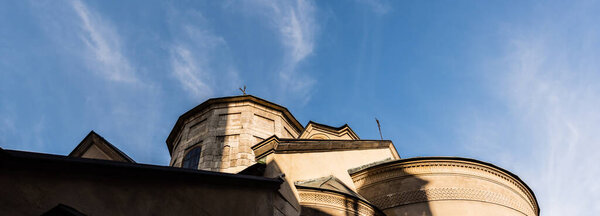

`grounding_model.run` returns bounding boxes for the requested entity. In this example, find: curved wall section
[297,188,384,216]
[350,157,539,216]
